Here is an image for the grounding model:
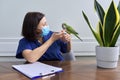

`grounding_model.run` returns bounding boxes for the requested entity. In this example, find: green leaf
[110,21,120,46]
[94,0,105,25]
[103,1,120,46]
[82,11,103,46]
[96,22,104,46]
